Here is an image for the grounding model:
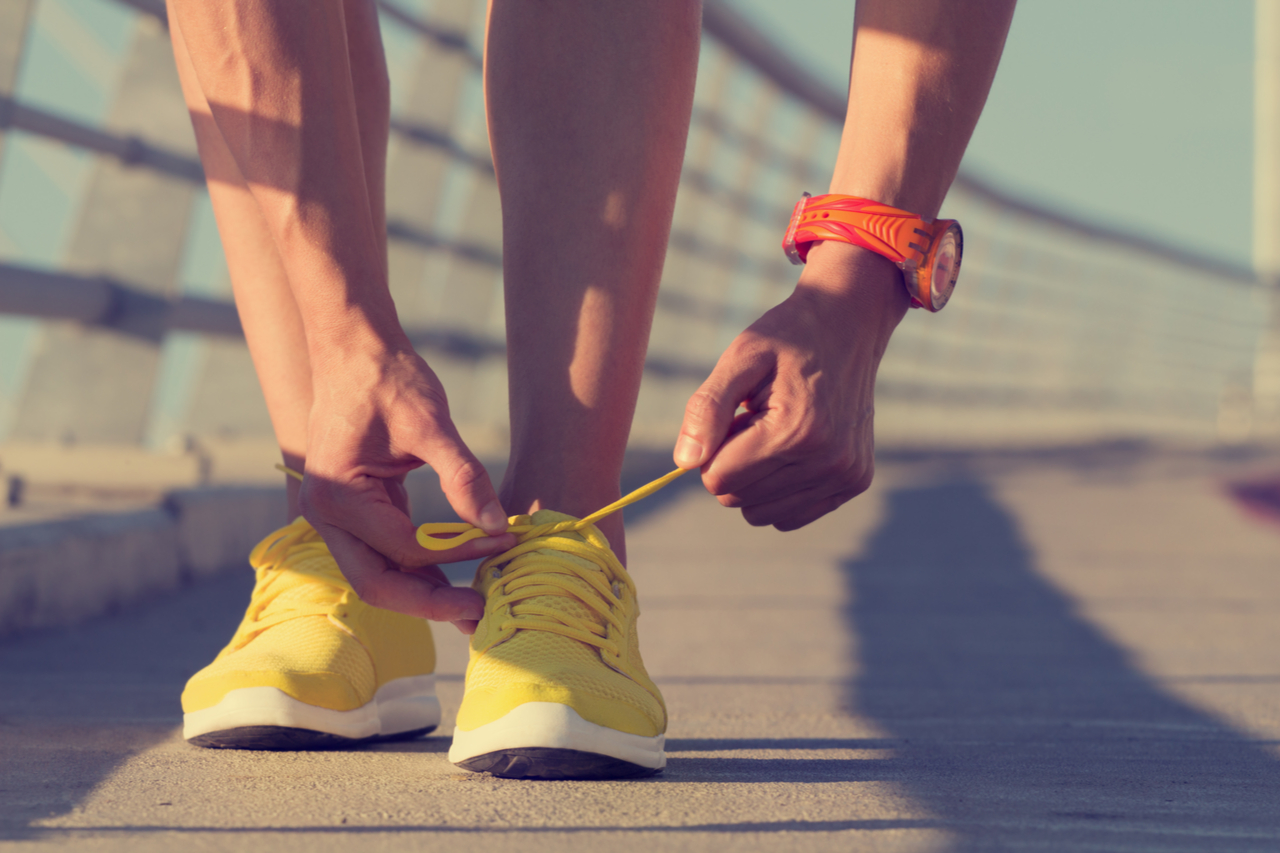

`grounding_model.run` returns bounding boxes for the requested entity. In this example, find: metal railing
[0,0,1267,467]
